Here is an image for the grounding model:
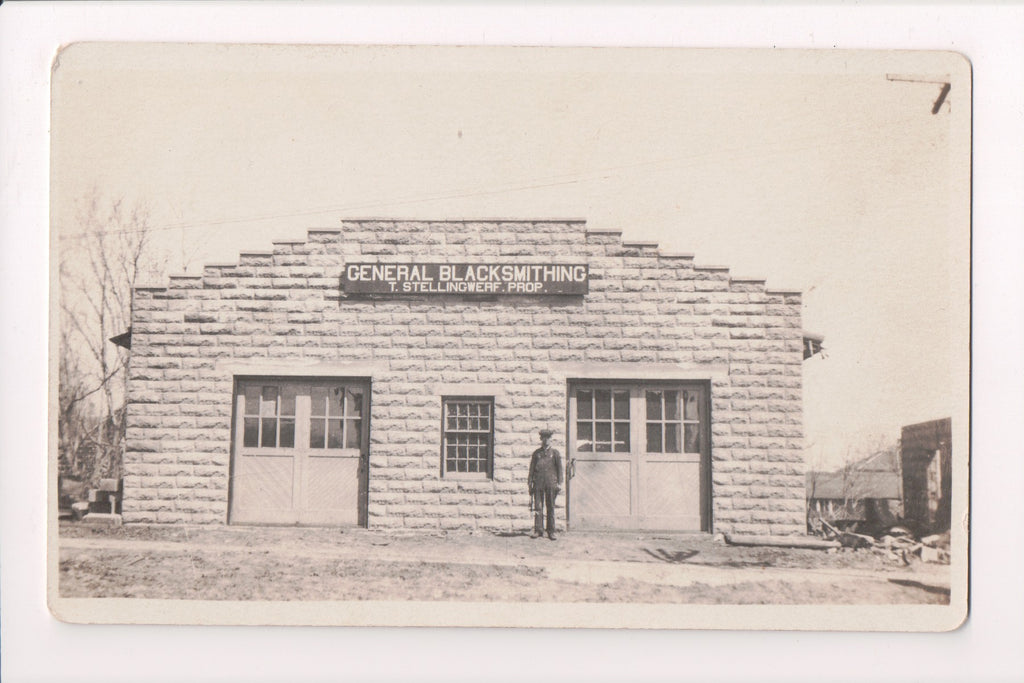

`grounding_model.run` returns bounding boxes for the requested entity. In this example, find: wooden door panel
[570,458,632,529]
[232,455,296,524]
[638,458,702,530]
[568,382,709,532]
[304,456,359,524]
[230,379,369,527]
